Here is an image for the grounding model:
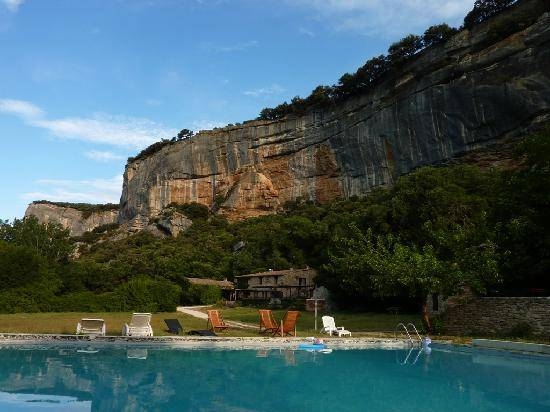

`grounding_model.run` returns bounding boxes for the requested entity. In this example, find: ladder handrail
[394,322,414,345]
[407,322,422,344]
[394,322,423,346]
